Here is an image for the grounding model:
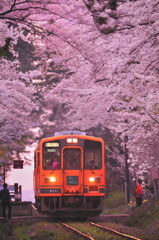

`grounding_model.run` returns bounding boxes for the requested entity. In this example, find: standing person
[0,183,12,219]
[52,156,60,170]
[89,160,98,169]
[135,178,143,207]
